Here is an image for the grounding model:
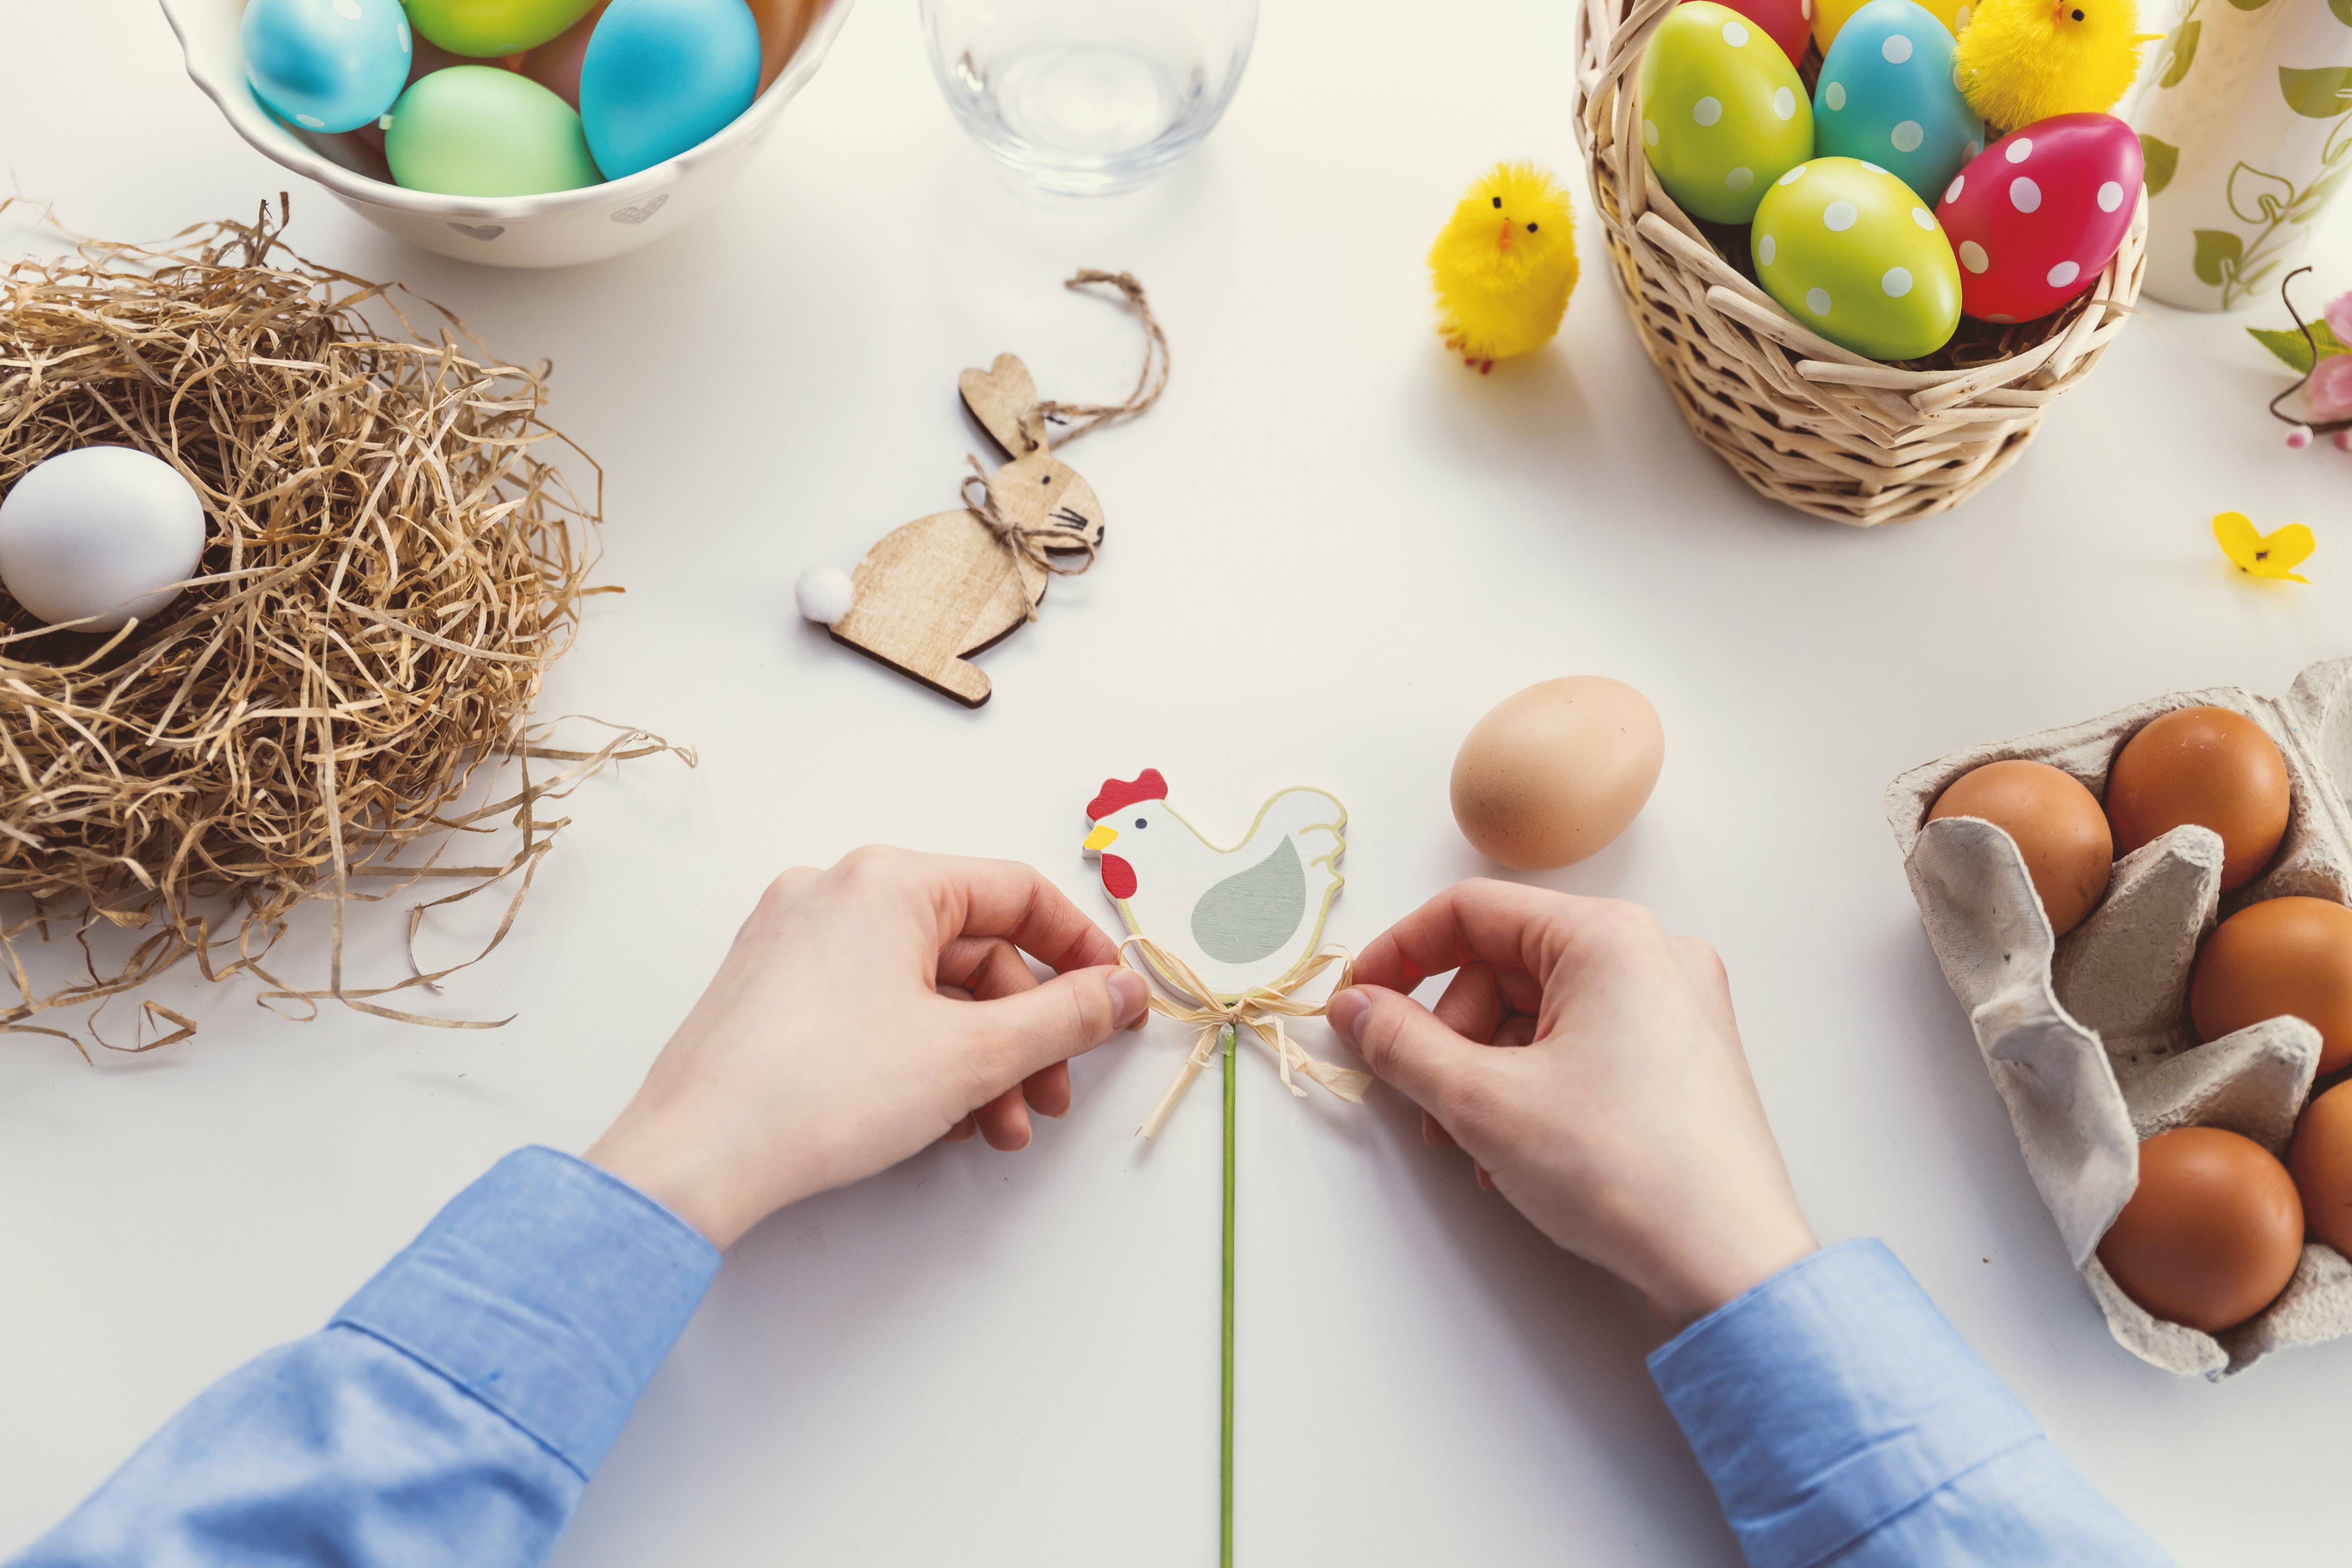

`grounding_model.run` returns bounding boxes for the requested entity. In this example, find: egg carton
[1885,656,2352,1379]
